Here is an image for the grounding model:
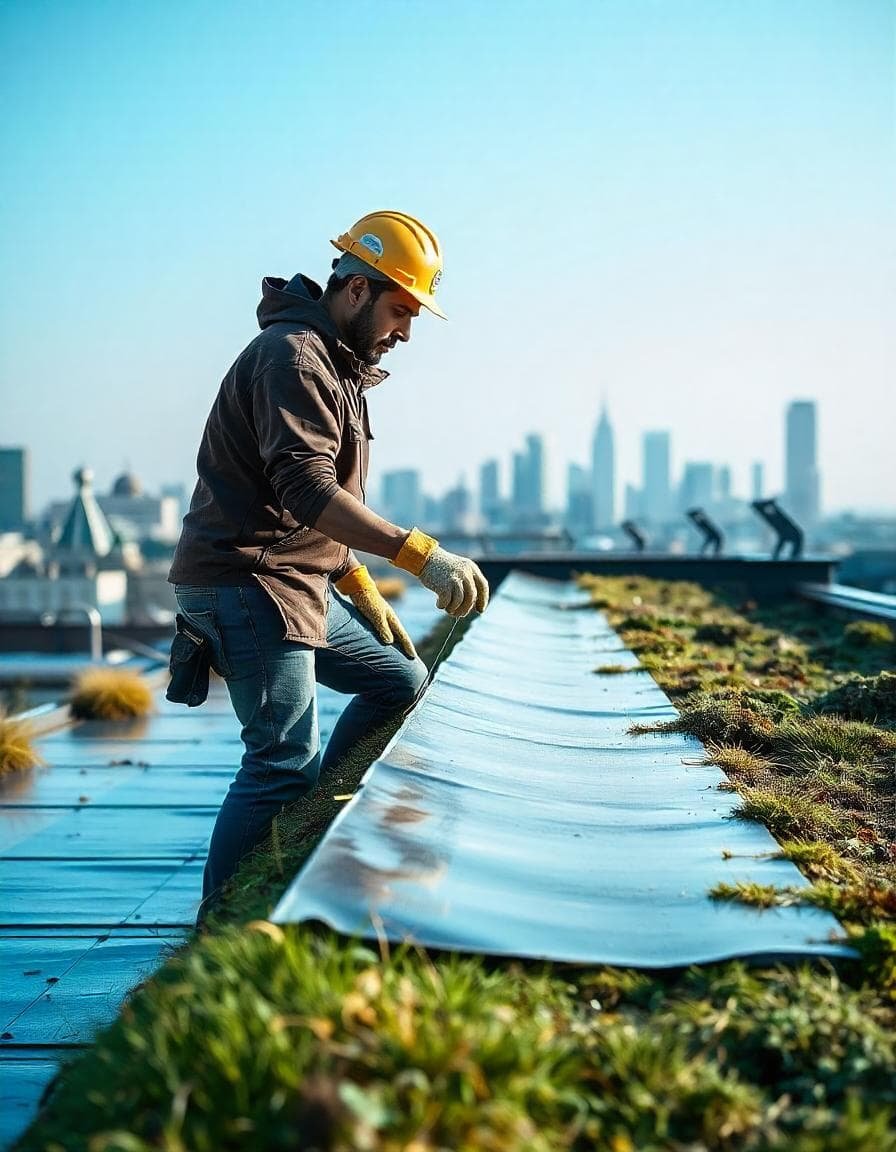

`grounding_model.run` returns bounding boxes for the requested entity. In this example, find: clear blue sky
[1,0,893,515]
